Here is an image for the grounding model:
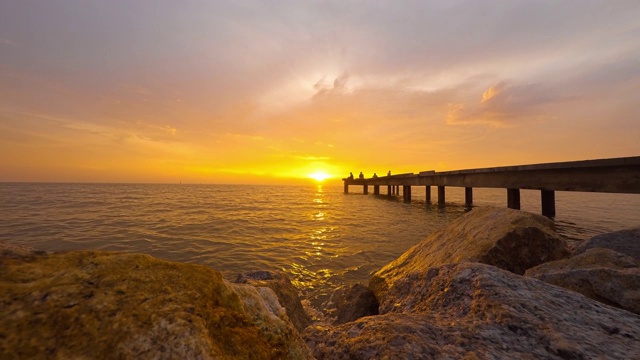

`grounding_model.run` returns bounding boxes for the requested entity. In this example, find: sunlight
[308,171,330,182]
